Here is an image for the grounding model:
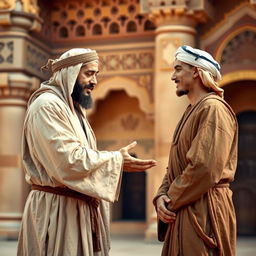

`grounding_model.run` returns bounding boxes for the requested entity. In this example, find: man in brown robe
[153,45,238,256]
[17,48,156,256]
